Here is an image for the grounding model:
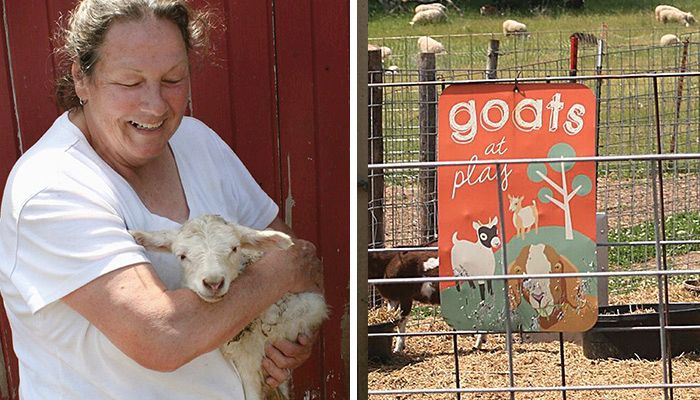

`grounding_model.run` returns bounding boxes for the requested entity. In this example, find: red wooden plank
[217,0,281,203]
[273,0,325,398]
[187,1,234,139]
[309,0,350,397]
[4,2,59,150]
